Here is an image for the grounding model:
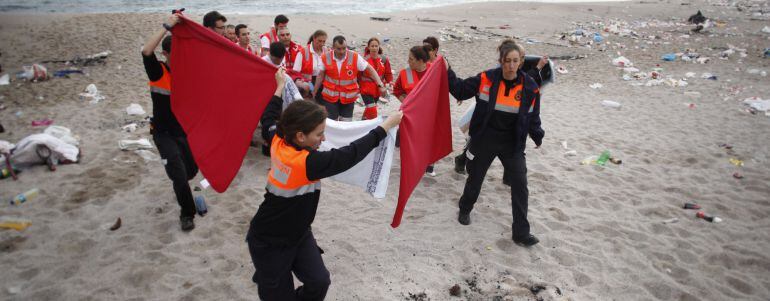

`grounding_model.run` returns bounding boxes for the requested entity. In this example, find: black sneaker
[458,211,471,225]
[512,234,539,247]
[453,155,466,175]
[180,216,195,231]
